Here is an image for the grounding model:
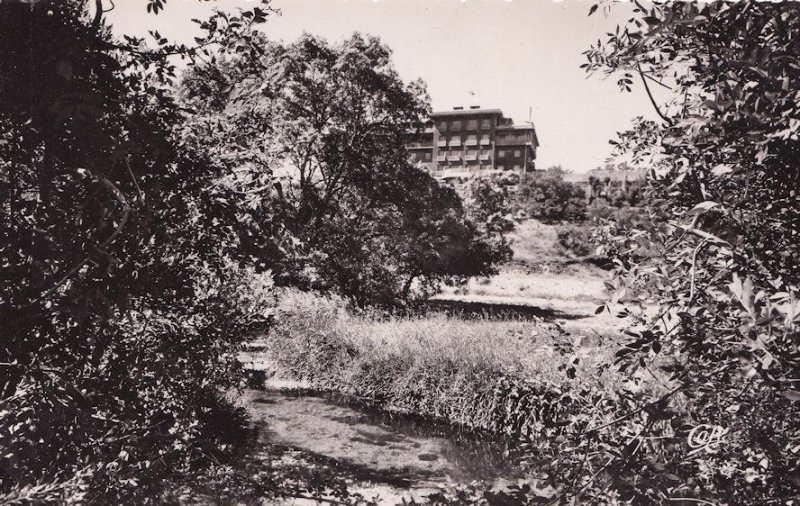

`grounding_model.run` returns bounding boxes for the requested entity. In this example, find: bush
[561,2,800,504]
[0,2,275,502]
[555,224,593,257]
[514,167,587,223]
